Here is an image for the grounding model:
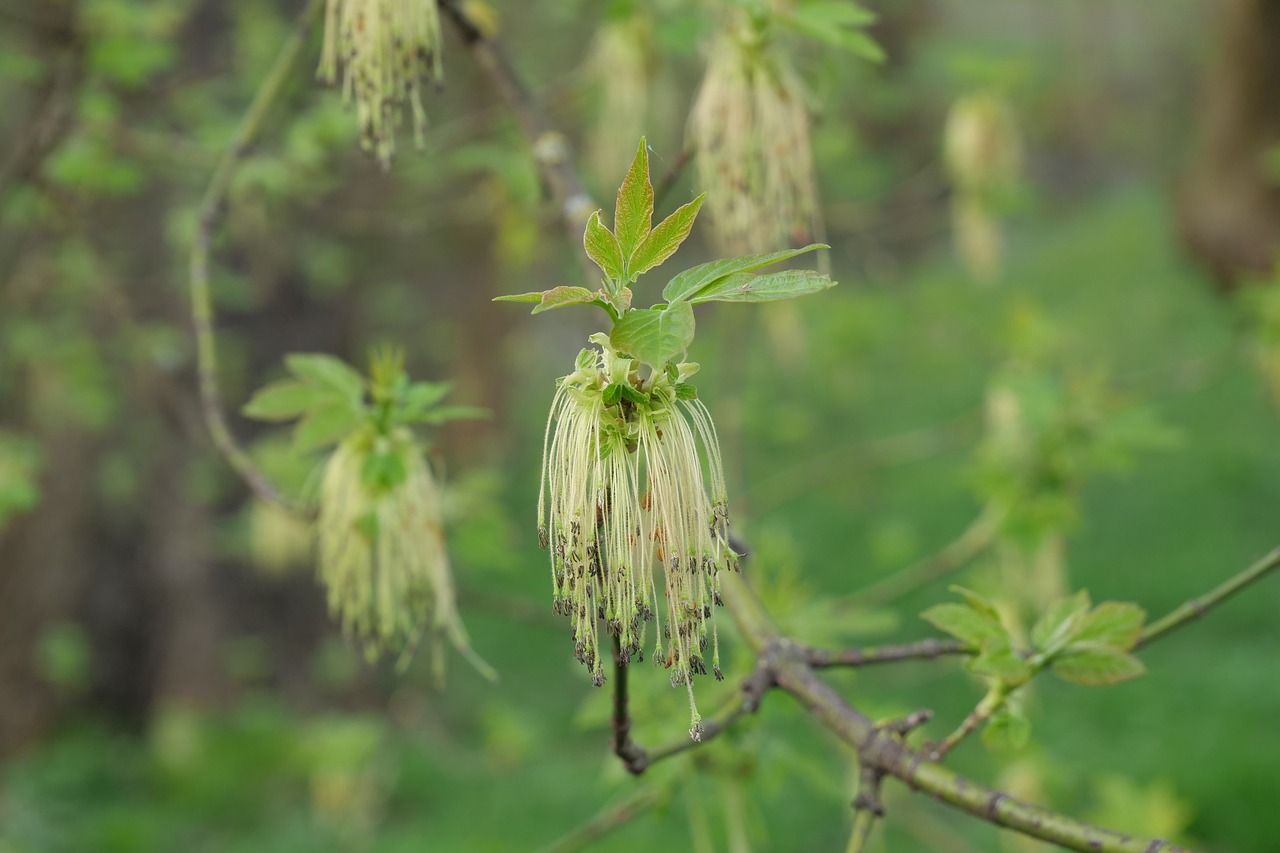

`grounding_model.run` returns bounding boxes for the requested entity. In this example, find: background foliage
[0,1,1276,851]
